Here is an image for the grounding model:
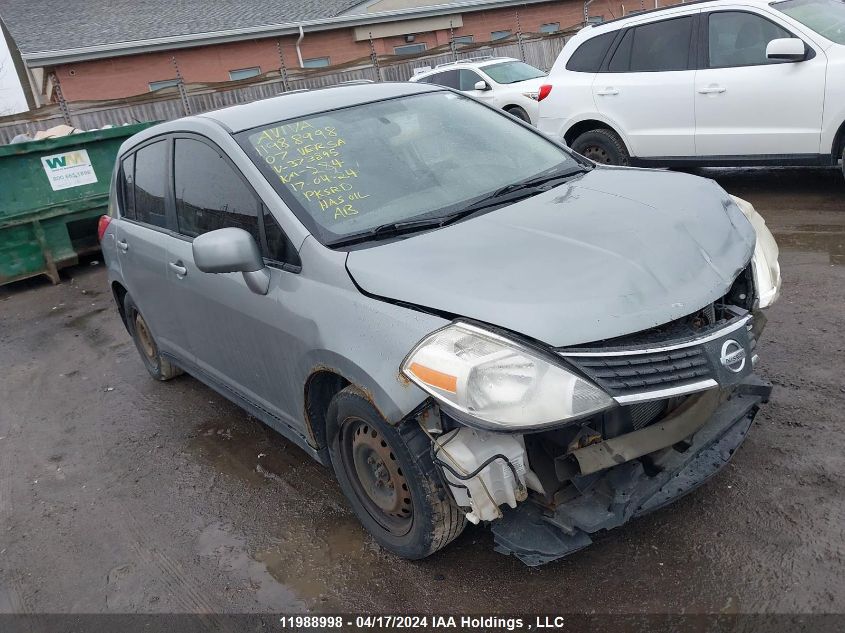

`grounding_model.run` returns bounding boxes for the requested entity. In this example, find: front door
[694,9,827,156]
[592,13,699,158]
[165,135,305,426]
